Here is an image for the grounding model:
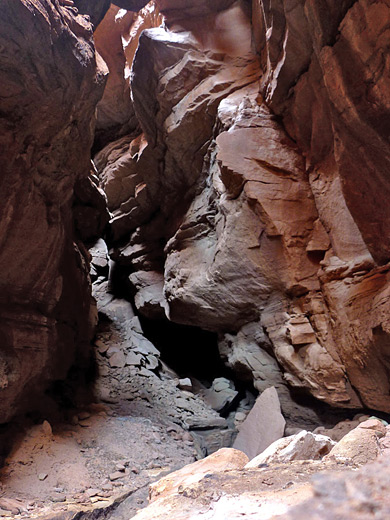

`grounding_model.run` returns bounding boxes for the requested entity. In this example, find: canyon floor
[0,284,387,520]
